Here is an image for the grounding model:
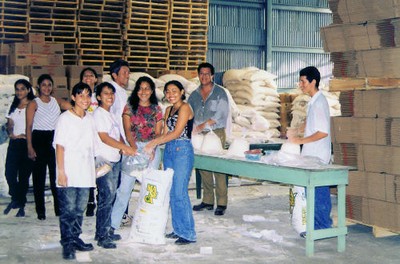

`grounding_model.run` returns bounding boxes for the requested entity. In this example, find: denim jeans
[111,143,161,230]
[314,186,333,230]
[57,187,89,246]
[95,161,119,238]
[163,139,196,242]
